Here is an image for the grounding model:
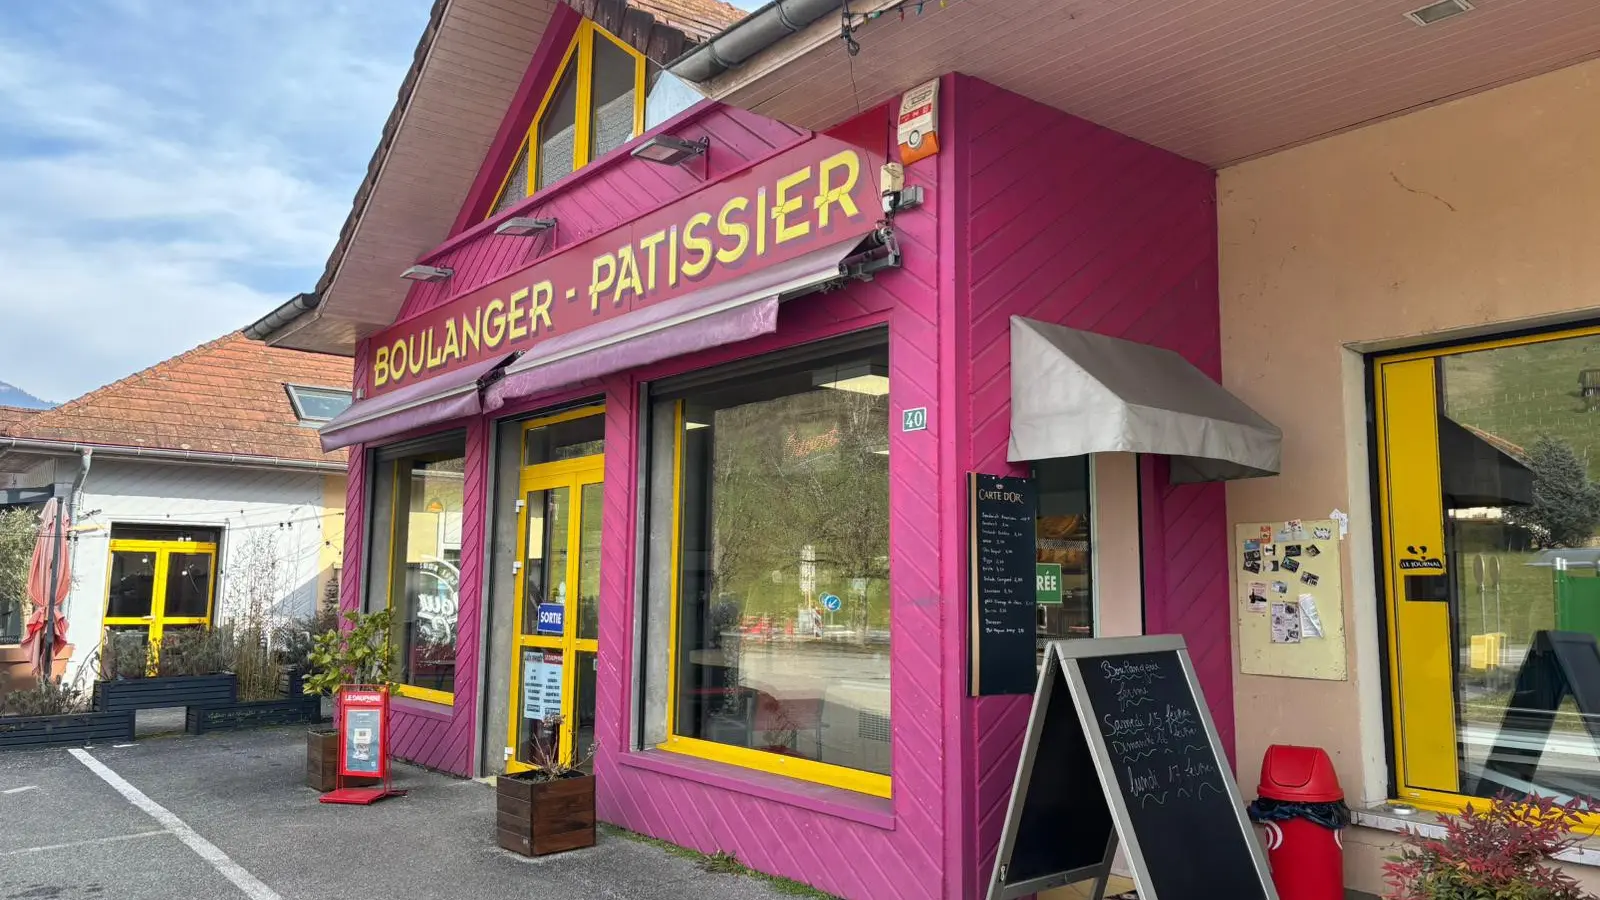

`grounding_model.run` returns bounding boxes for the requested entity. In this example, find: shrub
[0,672,86,717]
[302,609,394,697]
[1384,794,1595,900]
